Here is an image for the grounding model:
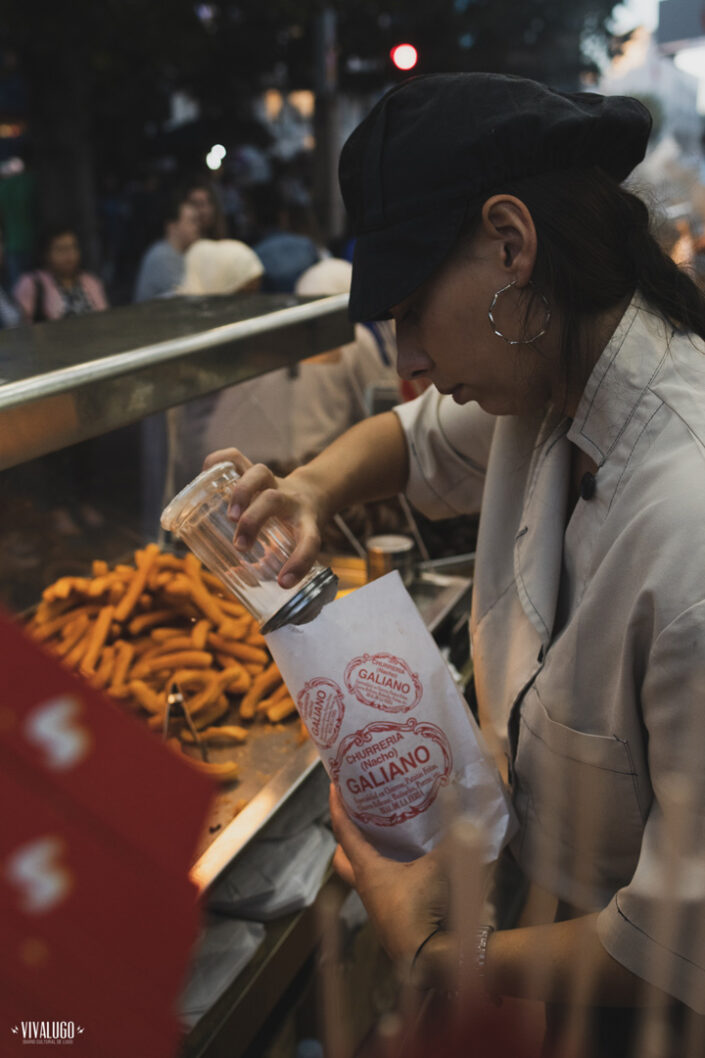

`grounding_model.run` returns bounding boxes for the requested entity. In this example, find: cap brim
[348,199,469,322]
